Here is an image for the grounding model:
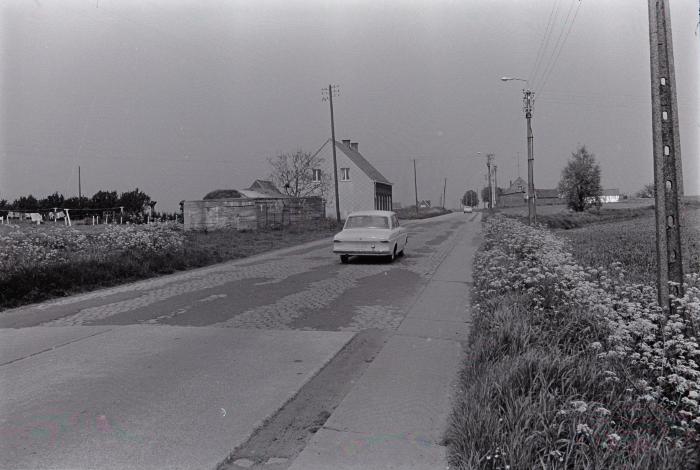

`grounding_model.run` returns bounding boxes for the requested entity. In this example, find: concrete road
[0,211,481,469]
